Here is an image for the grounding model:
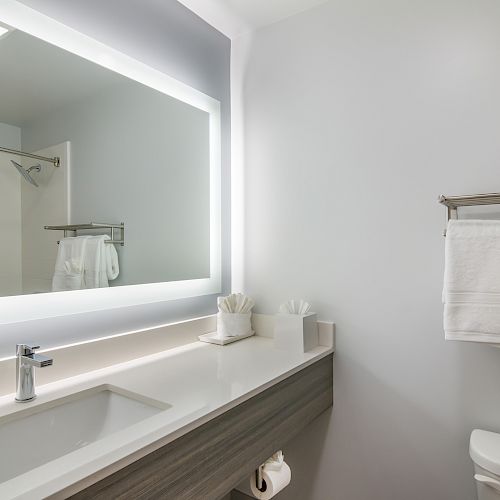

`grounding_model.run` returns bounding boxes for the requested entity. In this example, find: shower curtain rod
[0,146,60,167]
